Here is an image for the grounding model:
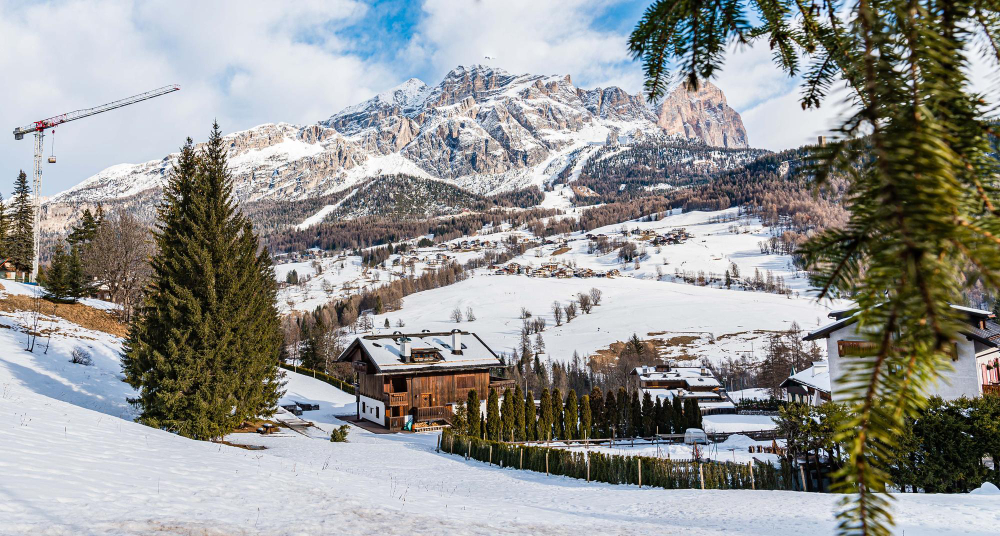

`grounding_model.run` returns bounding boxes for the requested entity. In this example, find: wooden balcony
[489,377,516,396]
[415,405,451,423]
[984,384,1000,396]
[386,392,408,406]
